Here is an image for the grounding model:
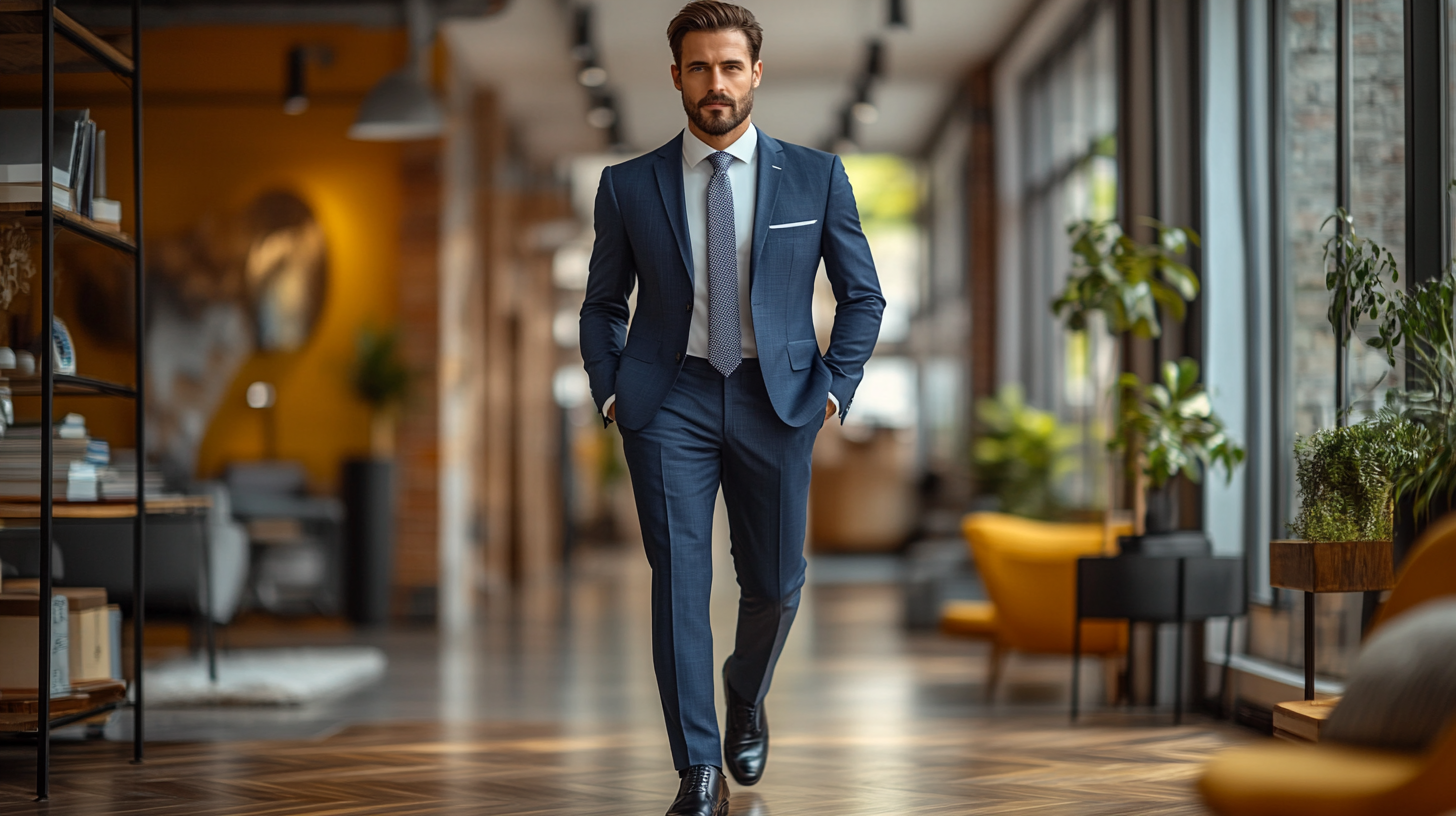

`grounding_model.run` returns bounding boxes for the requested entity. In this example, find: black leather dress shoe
[723,662,768,786]
[665,765,729,816]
